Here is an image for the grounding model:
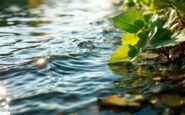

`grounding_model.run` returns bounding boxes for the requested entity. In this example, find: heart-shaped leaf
[112,10,145,33]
